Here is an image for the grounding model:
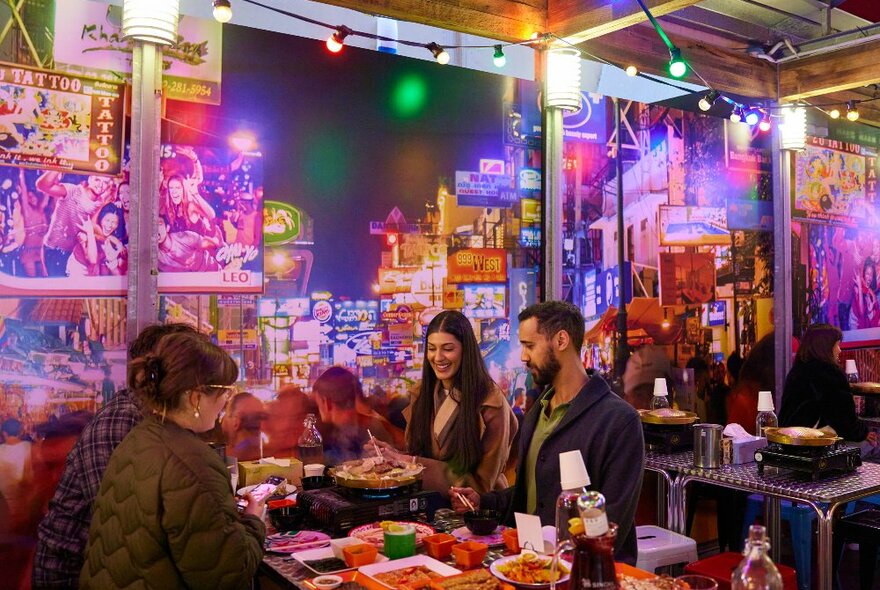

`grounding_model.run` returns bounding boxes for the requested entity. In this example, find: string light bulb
[212,0,232,23]
[427,42,450,65]
[846,101,860,121]
[326,26,351,53]
[667,47,687,78]
[730,106,743,123]
[828,107,841,119]
[744,107,762,126]
[625,65,638,77]
[698,90,720,112]
[493,45,506,68]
